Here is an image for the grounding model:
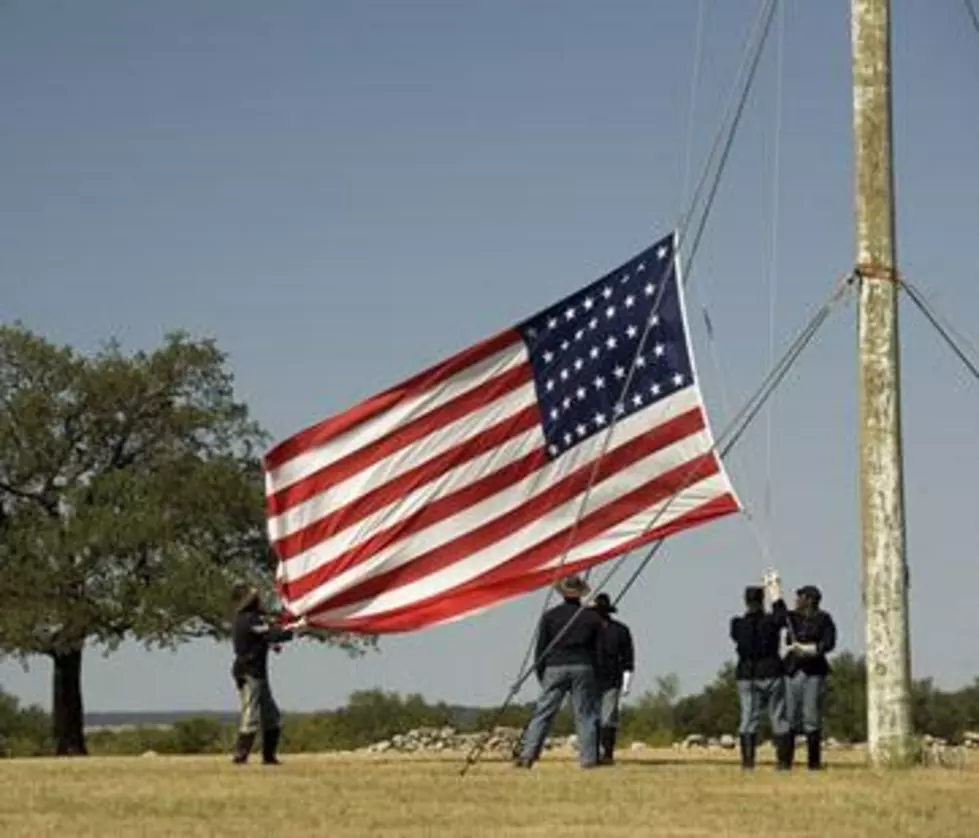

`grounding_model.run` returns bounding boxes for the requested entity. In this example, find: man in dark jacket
[593,593,634,765]
[783,584,836,770]
[730,583,790,770]
[230,582,300,765]
[515,575,604,769]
